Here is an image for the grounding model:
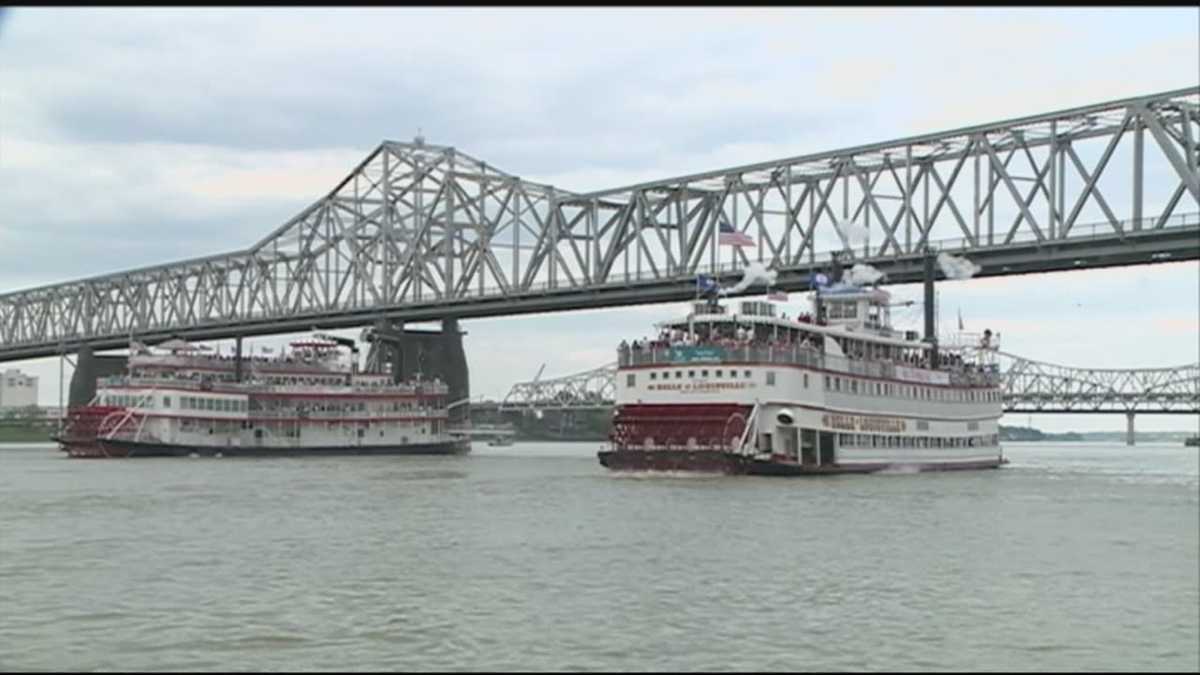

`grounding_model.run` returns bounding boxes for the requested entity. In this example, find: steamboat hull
[60,438,471,459]
[599,449,1004,476]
